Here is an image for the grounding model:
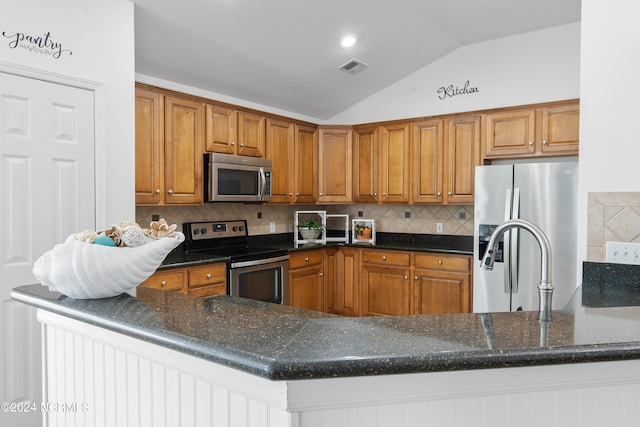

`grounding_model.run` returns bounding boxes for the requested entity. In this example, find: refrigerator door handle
[503,189,512,294]
[511,188,520,293]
